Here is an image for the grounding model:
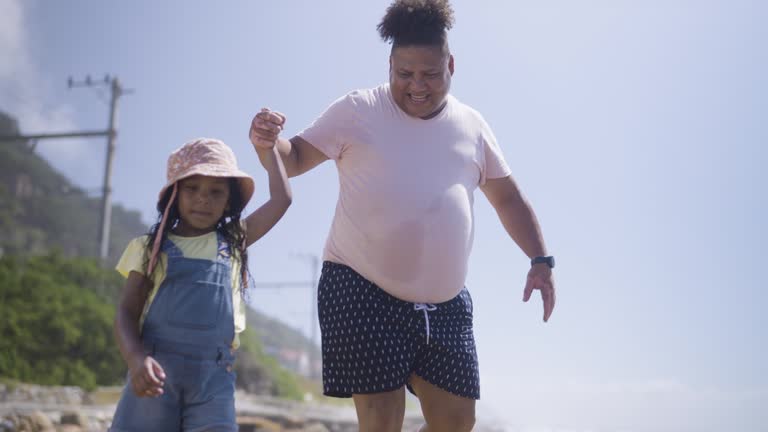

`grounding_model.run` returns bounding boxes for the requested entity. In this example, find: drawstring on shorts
[414,303,437,344]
